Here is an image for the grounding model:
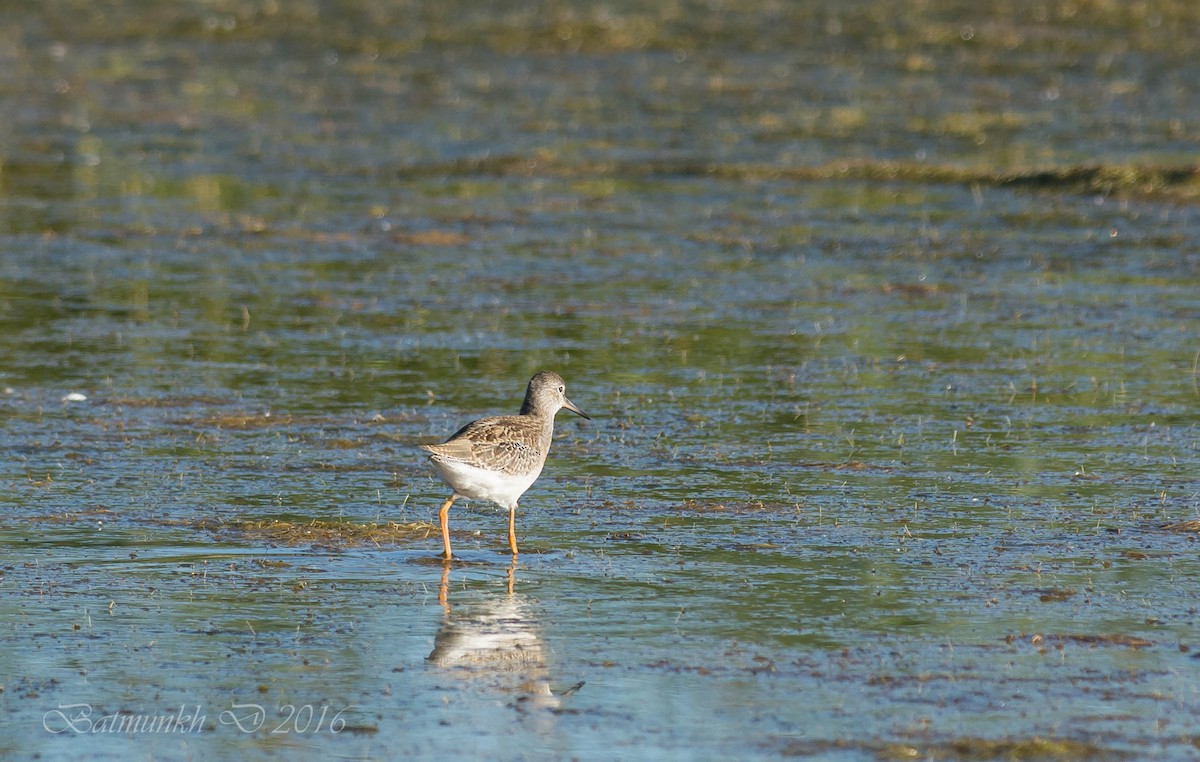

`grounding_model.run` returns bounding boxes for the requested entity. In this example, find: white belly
[430,459,543,510]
